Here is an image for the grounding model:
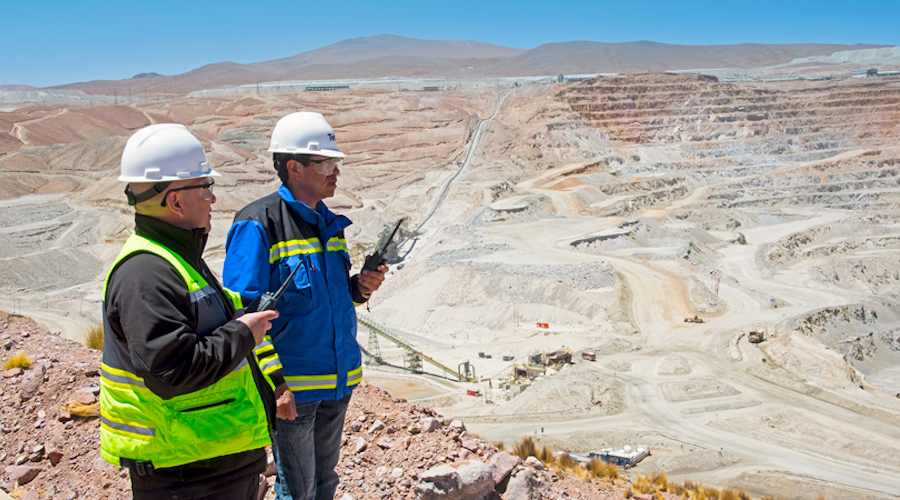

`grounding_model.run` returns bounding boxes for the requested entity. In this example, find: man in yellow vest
[100,123,279,499]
